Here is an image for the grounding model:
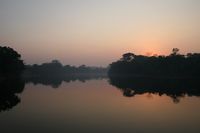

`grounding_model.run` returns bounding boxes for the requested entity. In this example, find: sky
[0,0,200,66]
